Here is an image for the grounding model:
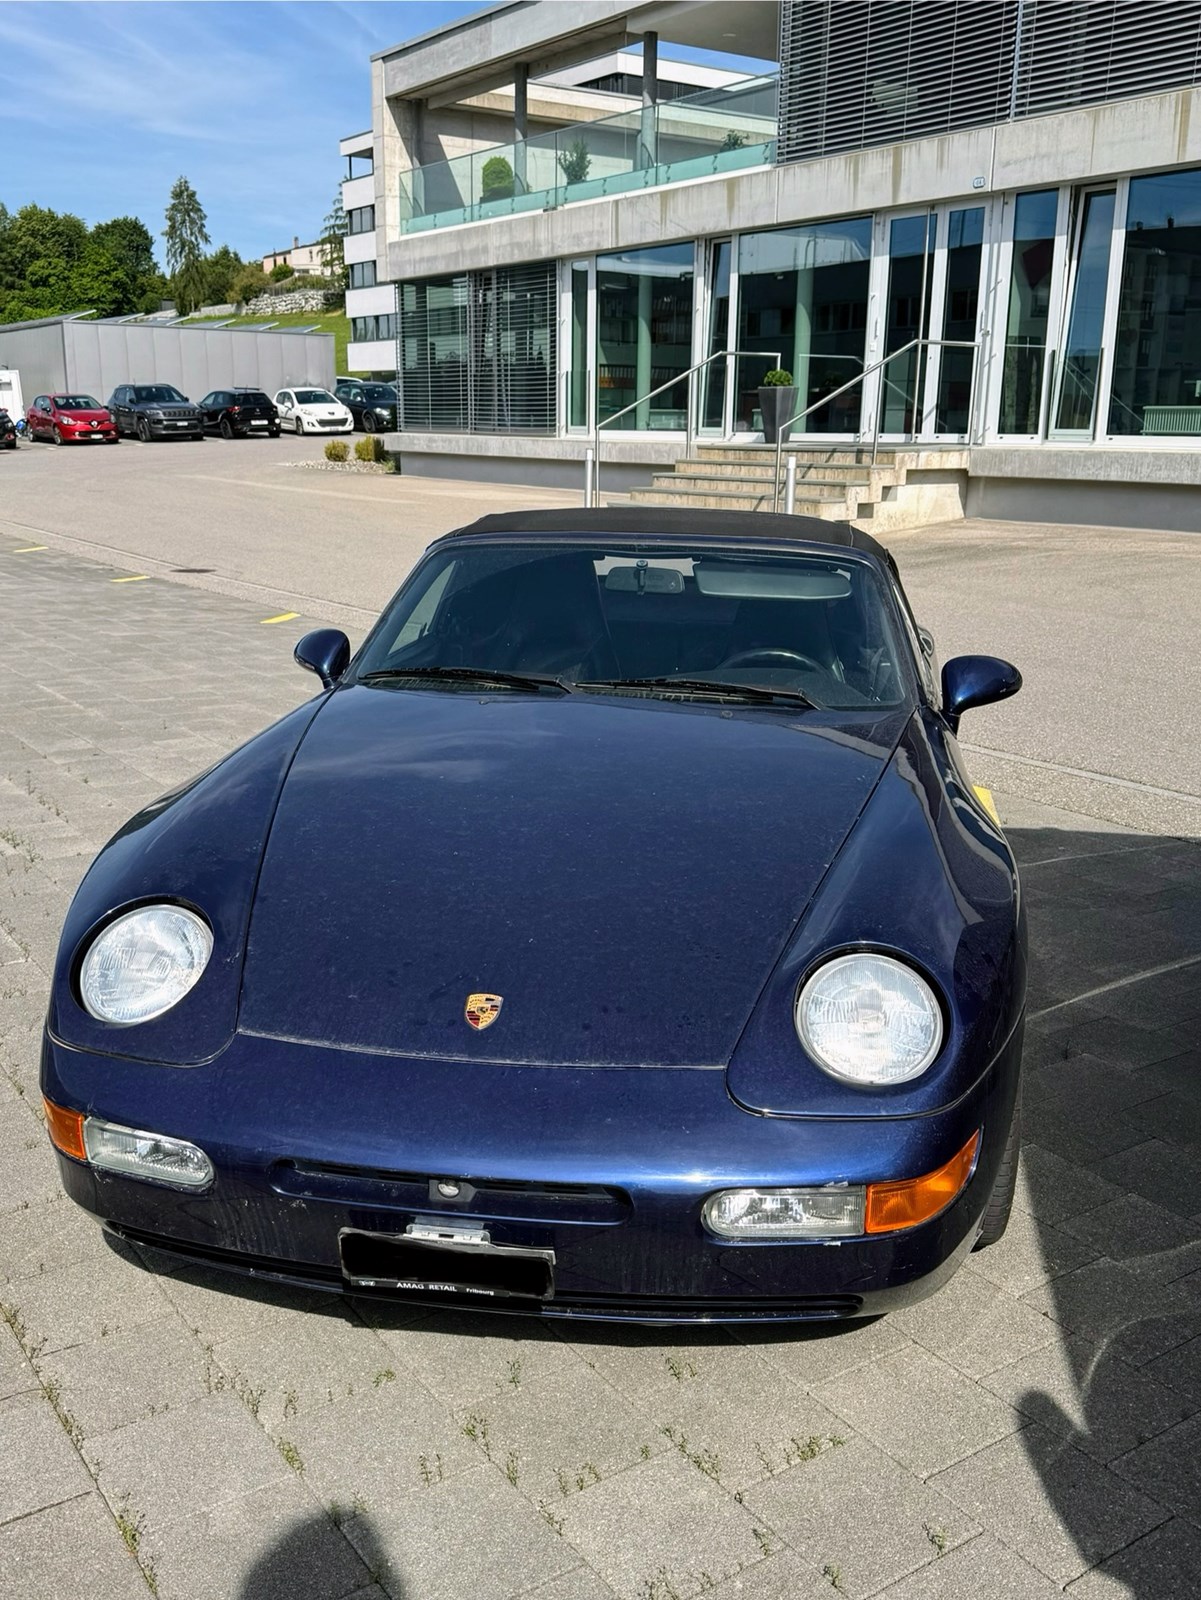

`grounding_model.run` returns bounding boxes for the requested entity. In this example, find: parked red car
[26,394,119,445]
